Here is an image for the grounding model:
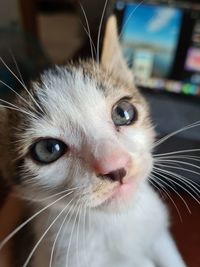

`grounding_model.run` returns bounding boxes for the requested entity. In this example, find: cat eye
[112,100,137,126]
[30,139,67,164]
